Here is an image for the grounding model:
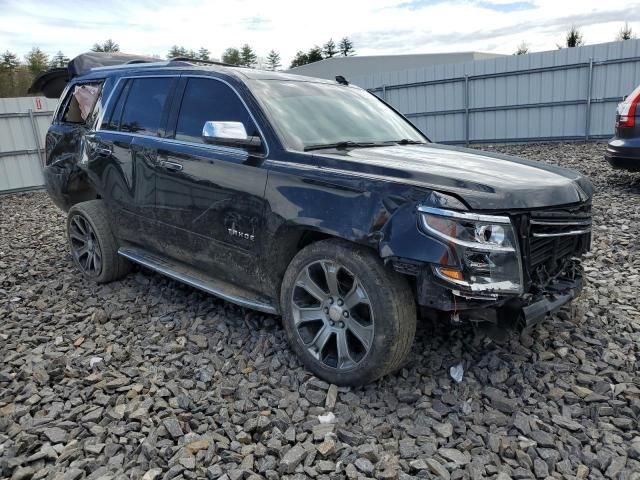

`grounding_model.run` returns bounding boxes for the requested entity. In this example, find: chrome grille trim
[530,220,592,226]
[532,228,592,238]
